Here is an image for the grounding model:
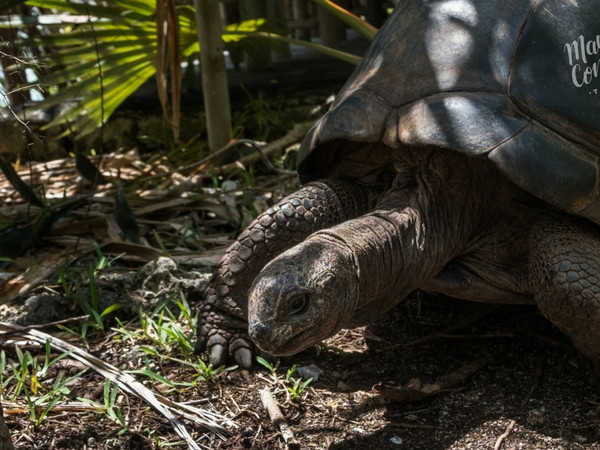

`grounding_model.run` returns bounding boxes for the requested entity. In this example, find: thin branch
[260,389,298,448]
[494,420,516,450]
